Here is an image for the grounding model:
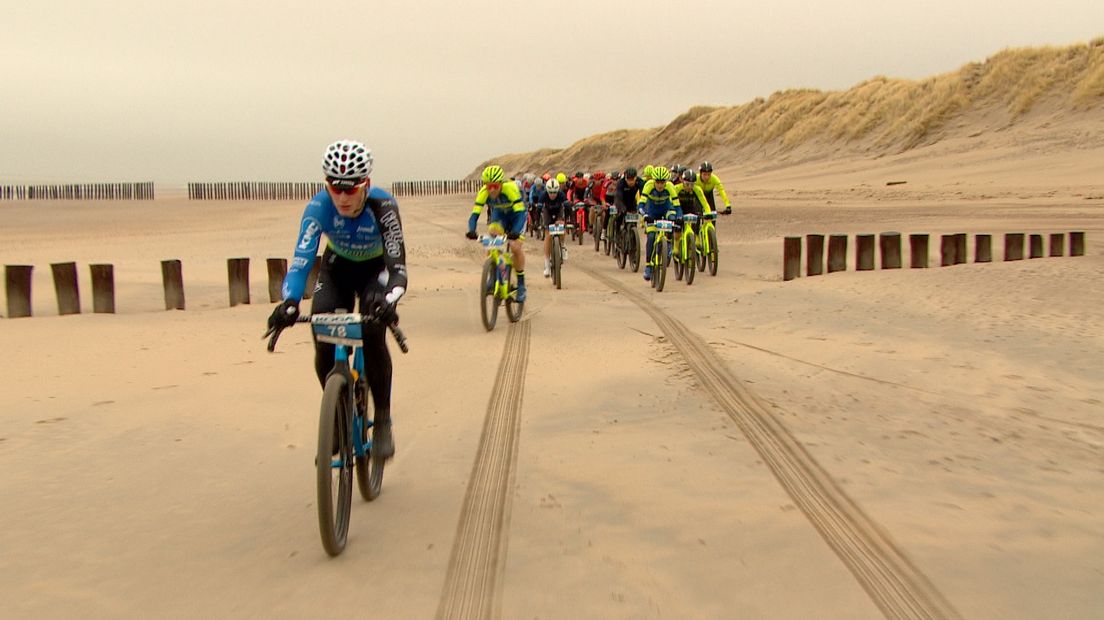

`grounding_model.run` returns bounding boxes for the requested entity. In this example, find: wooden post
[827,234,847,273]
[1004,233,1025,261]
[5,265,33,318]
[1029,234,1044,259]
[227,258,250,306]
[976,234,992,263]
[89,264,115,313]
[879,232,902,269]
[51,262,81,315]
[856,234,875,271]
[783,237,801,281]
[266,258,287,303]
[940,234,957,266]
[161,259,185,310]
[805,234,825,276]
[909,234,929,268]
[1049,233,1065,257]
[1070,232,1085,256]
[303,256,322,299]
[954,234,967,265]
